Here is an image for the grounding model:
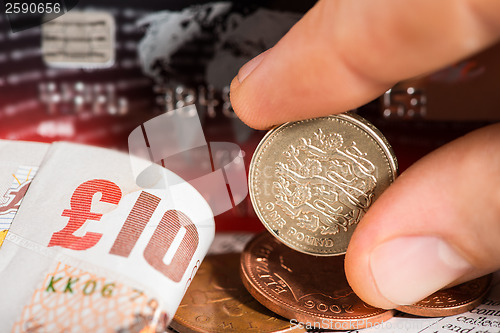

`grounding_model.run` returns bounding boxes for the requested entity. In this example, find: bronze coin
[397,275,492,317]
[171,253,305,333]
[248,113,398,256]
[240,232,394,330]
